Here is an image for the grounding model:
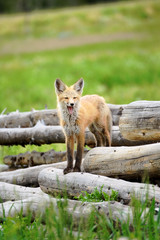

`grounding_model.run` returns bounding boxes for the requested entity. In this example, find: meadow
[0,0,160,239]
[0,0,160,157]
